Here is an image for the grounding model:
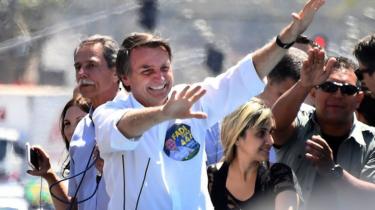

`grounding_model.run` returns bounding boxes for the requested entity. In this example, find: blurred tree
[0,0,66,84]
